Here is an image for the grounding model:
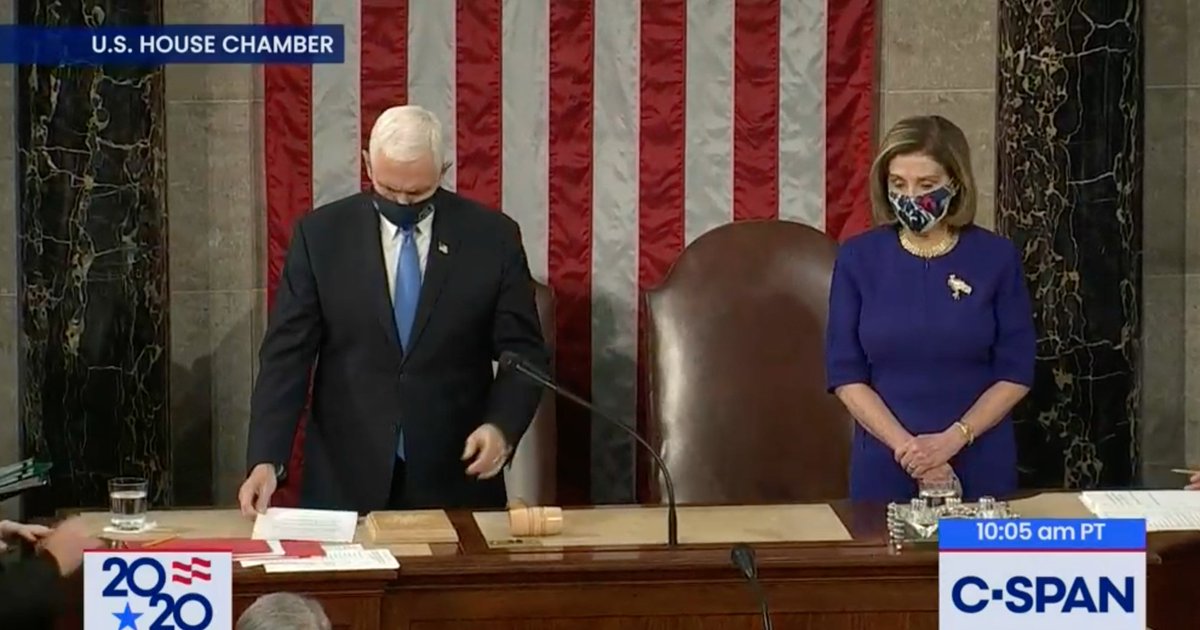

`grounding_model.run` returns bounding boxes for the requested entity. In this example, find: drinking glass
[108,477,149,531]
[918,469,962,508]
